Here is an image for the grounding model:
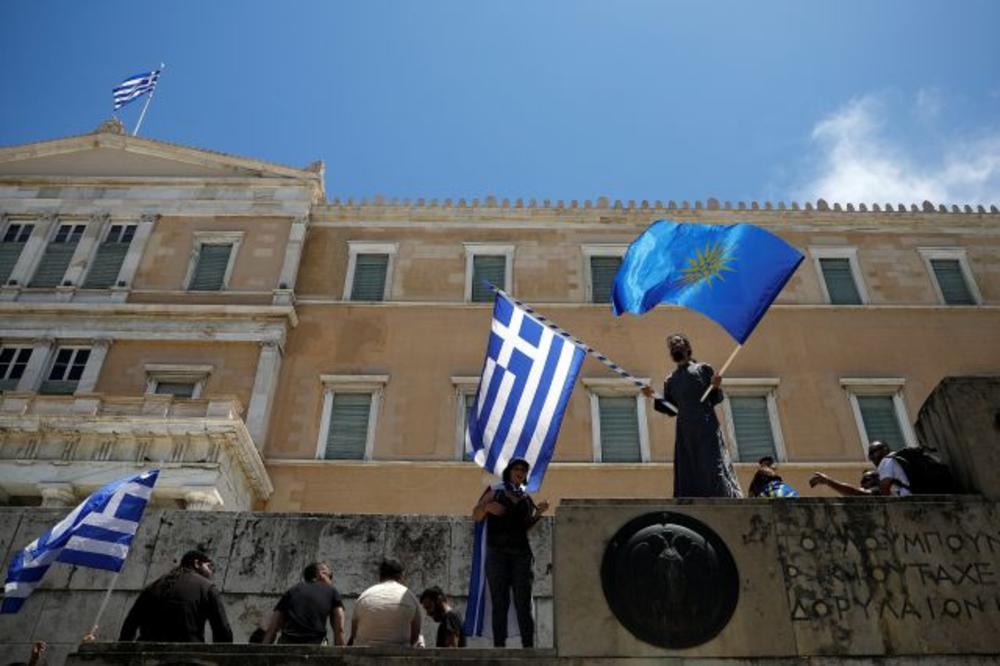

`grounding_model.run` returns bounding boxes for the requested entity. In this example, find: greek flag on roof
[465,290,585,492]
[1,470,159,614]
[112,69,160,110]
